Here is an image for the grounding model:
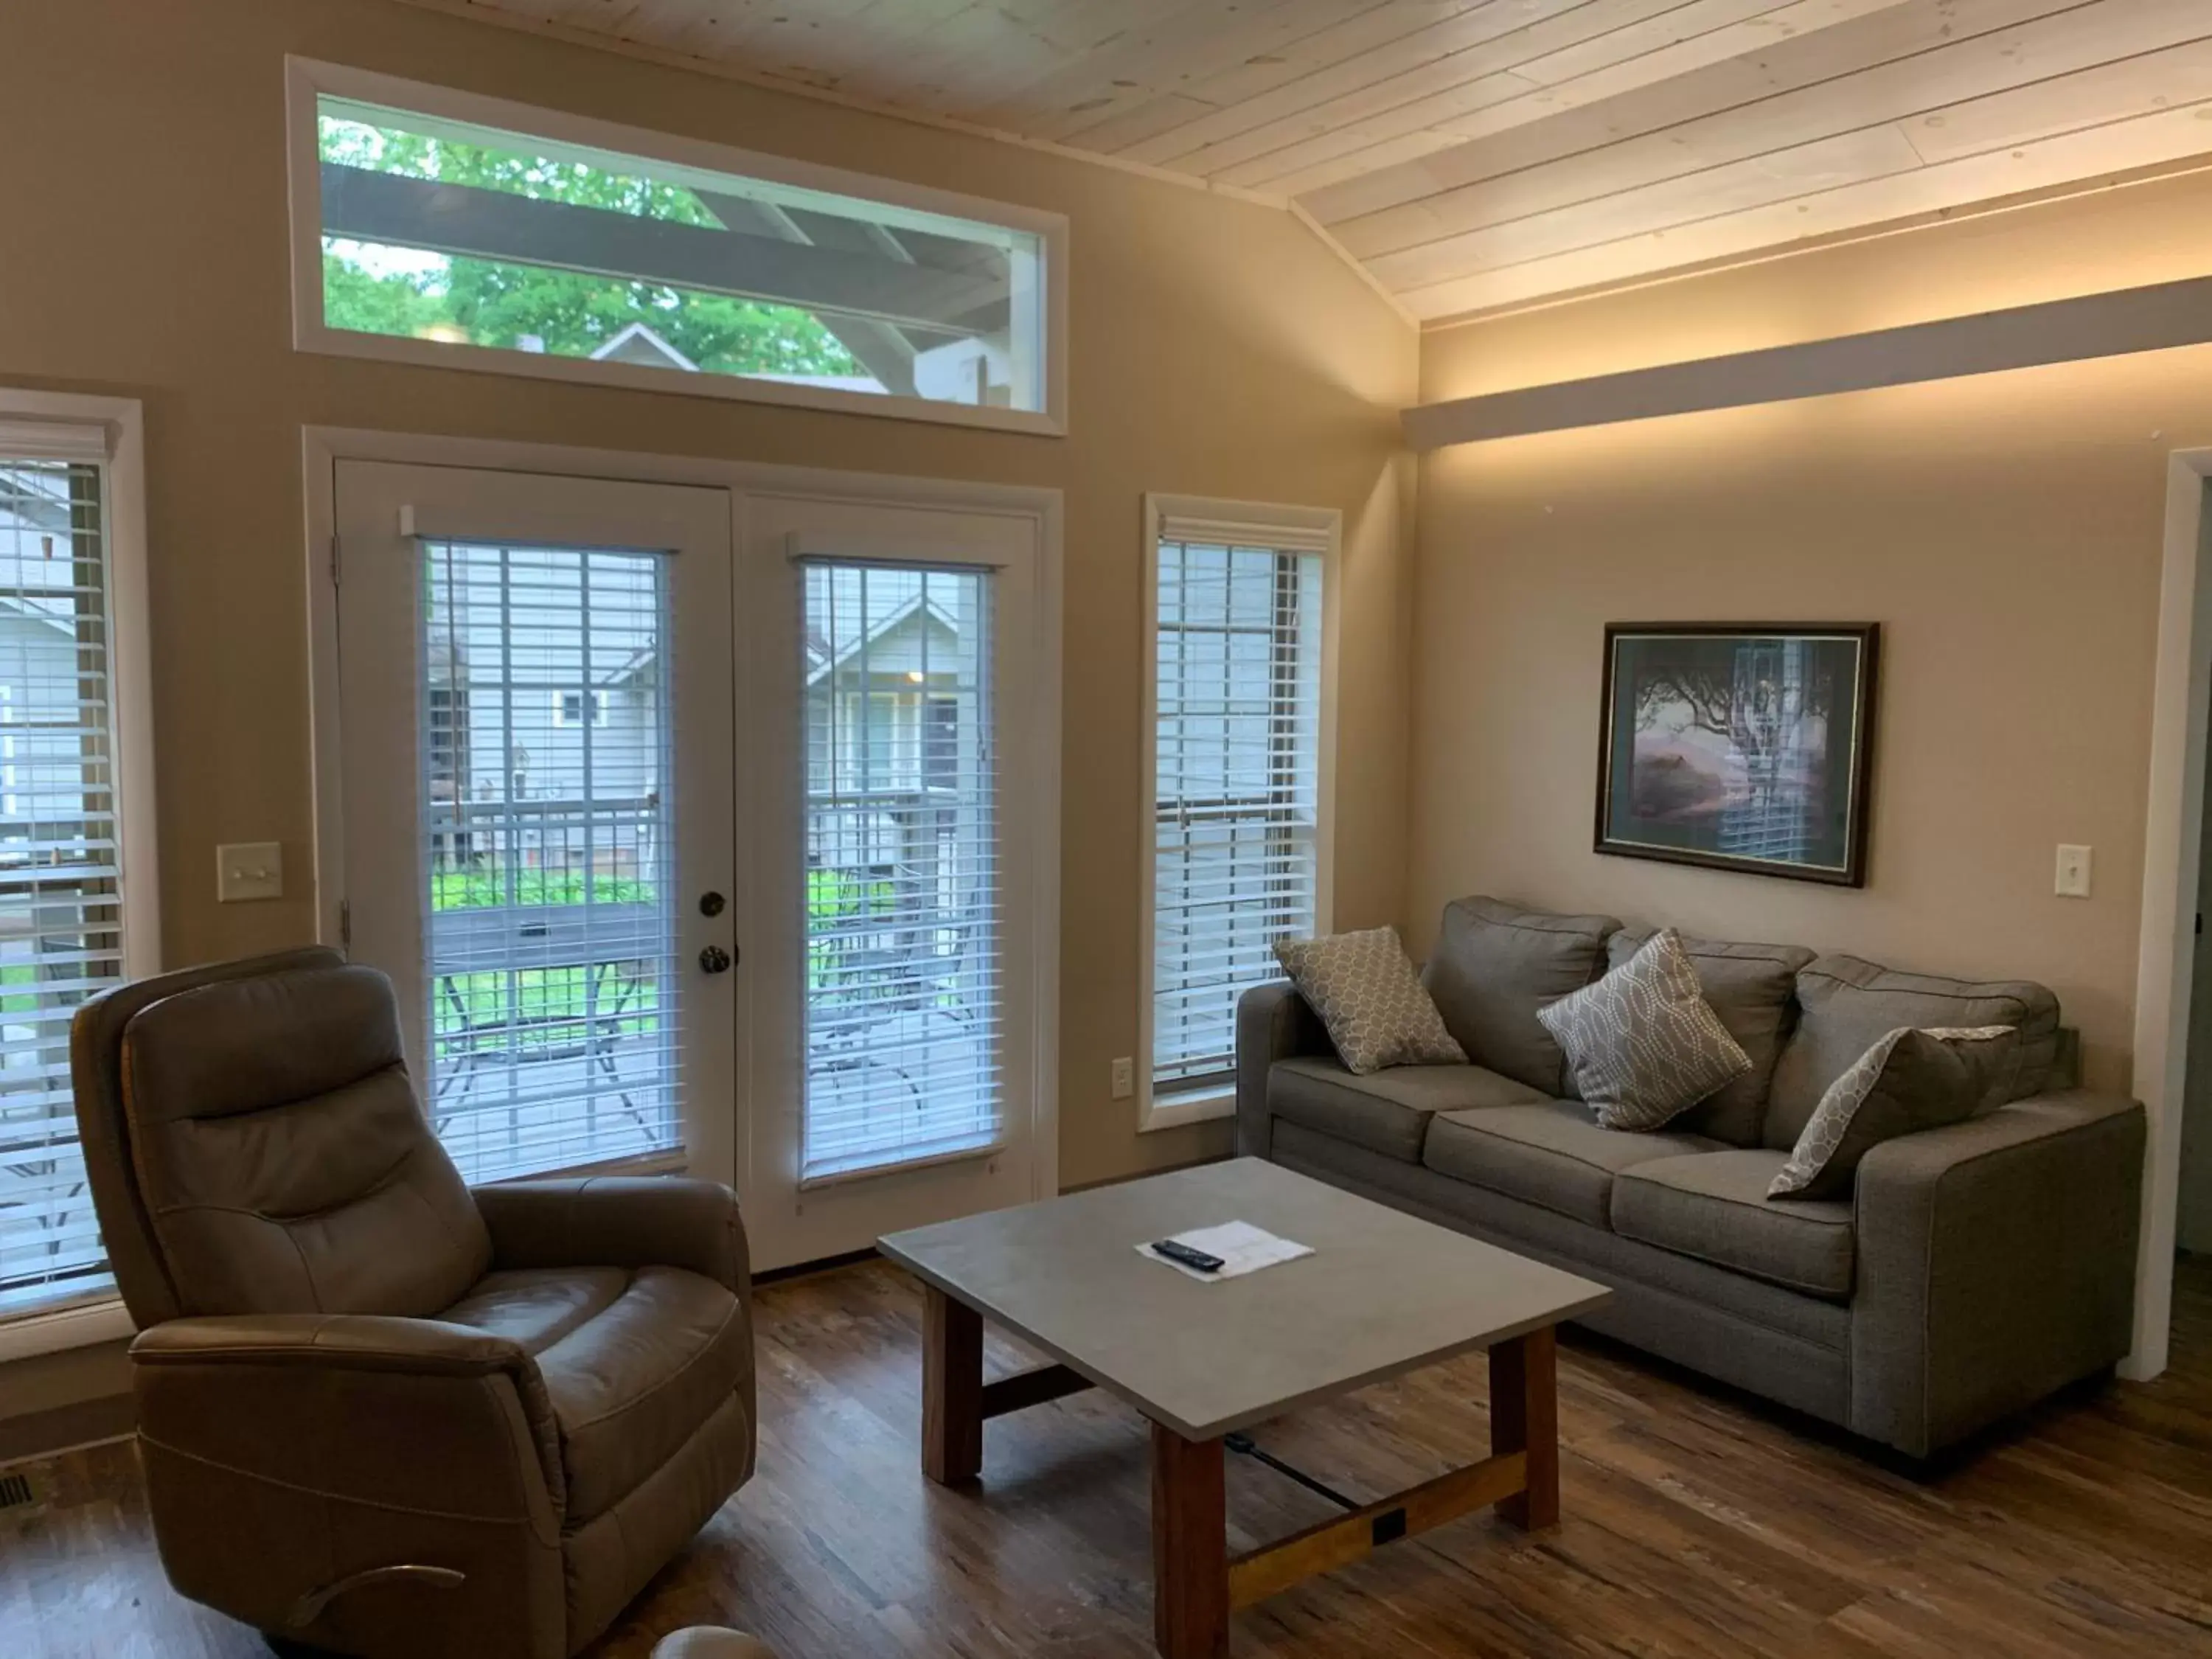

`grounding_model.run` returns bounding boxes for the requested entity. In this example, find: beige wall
[1412,166,2212,1098]
[0,0,1413,1175]
[0,0,1415,1425]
